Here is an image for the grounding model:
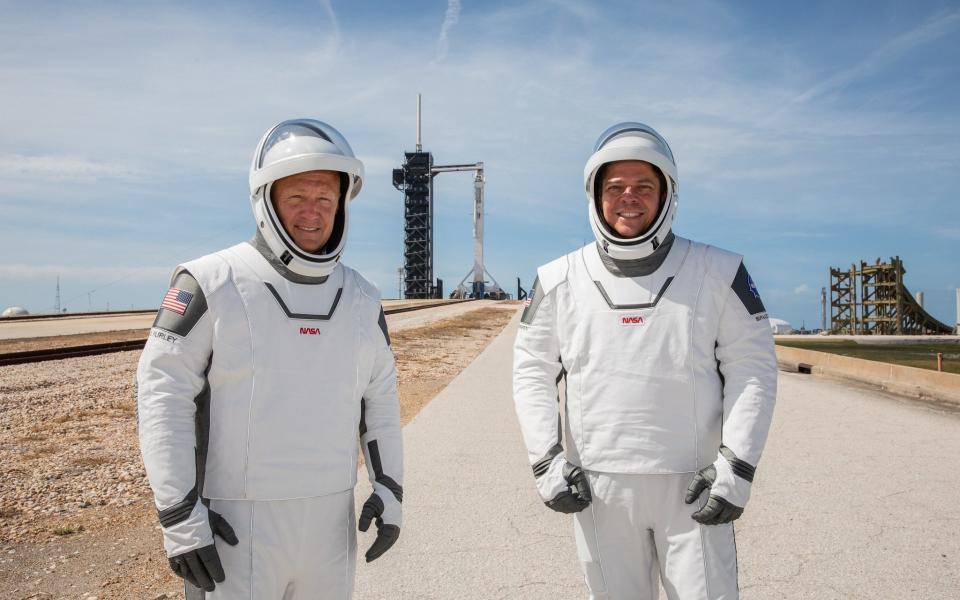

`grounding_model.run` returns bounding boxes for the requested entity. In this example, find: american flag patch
[161,287,194,315]
[524,289,535,308]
